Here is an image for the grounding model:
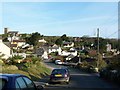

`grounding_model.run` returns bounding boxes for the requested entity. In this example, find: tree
[55,38,63,46]
[55,34,71,46]
[26,32,41,46]
[61,34,70,42]
[94,38,107,53]
[2,34,9,42]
